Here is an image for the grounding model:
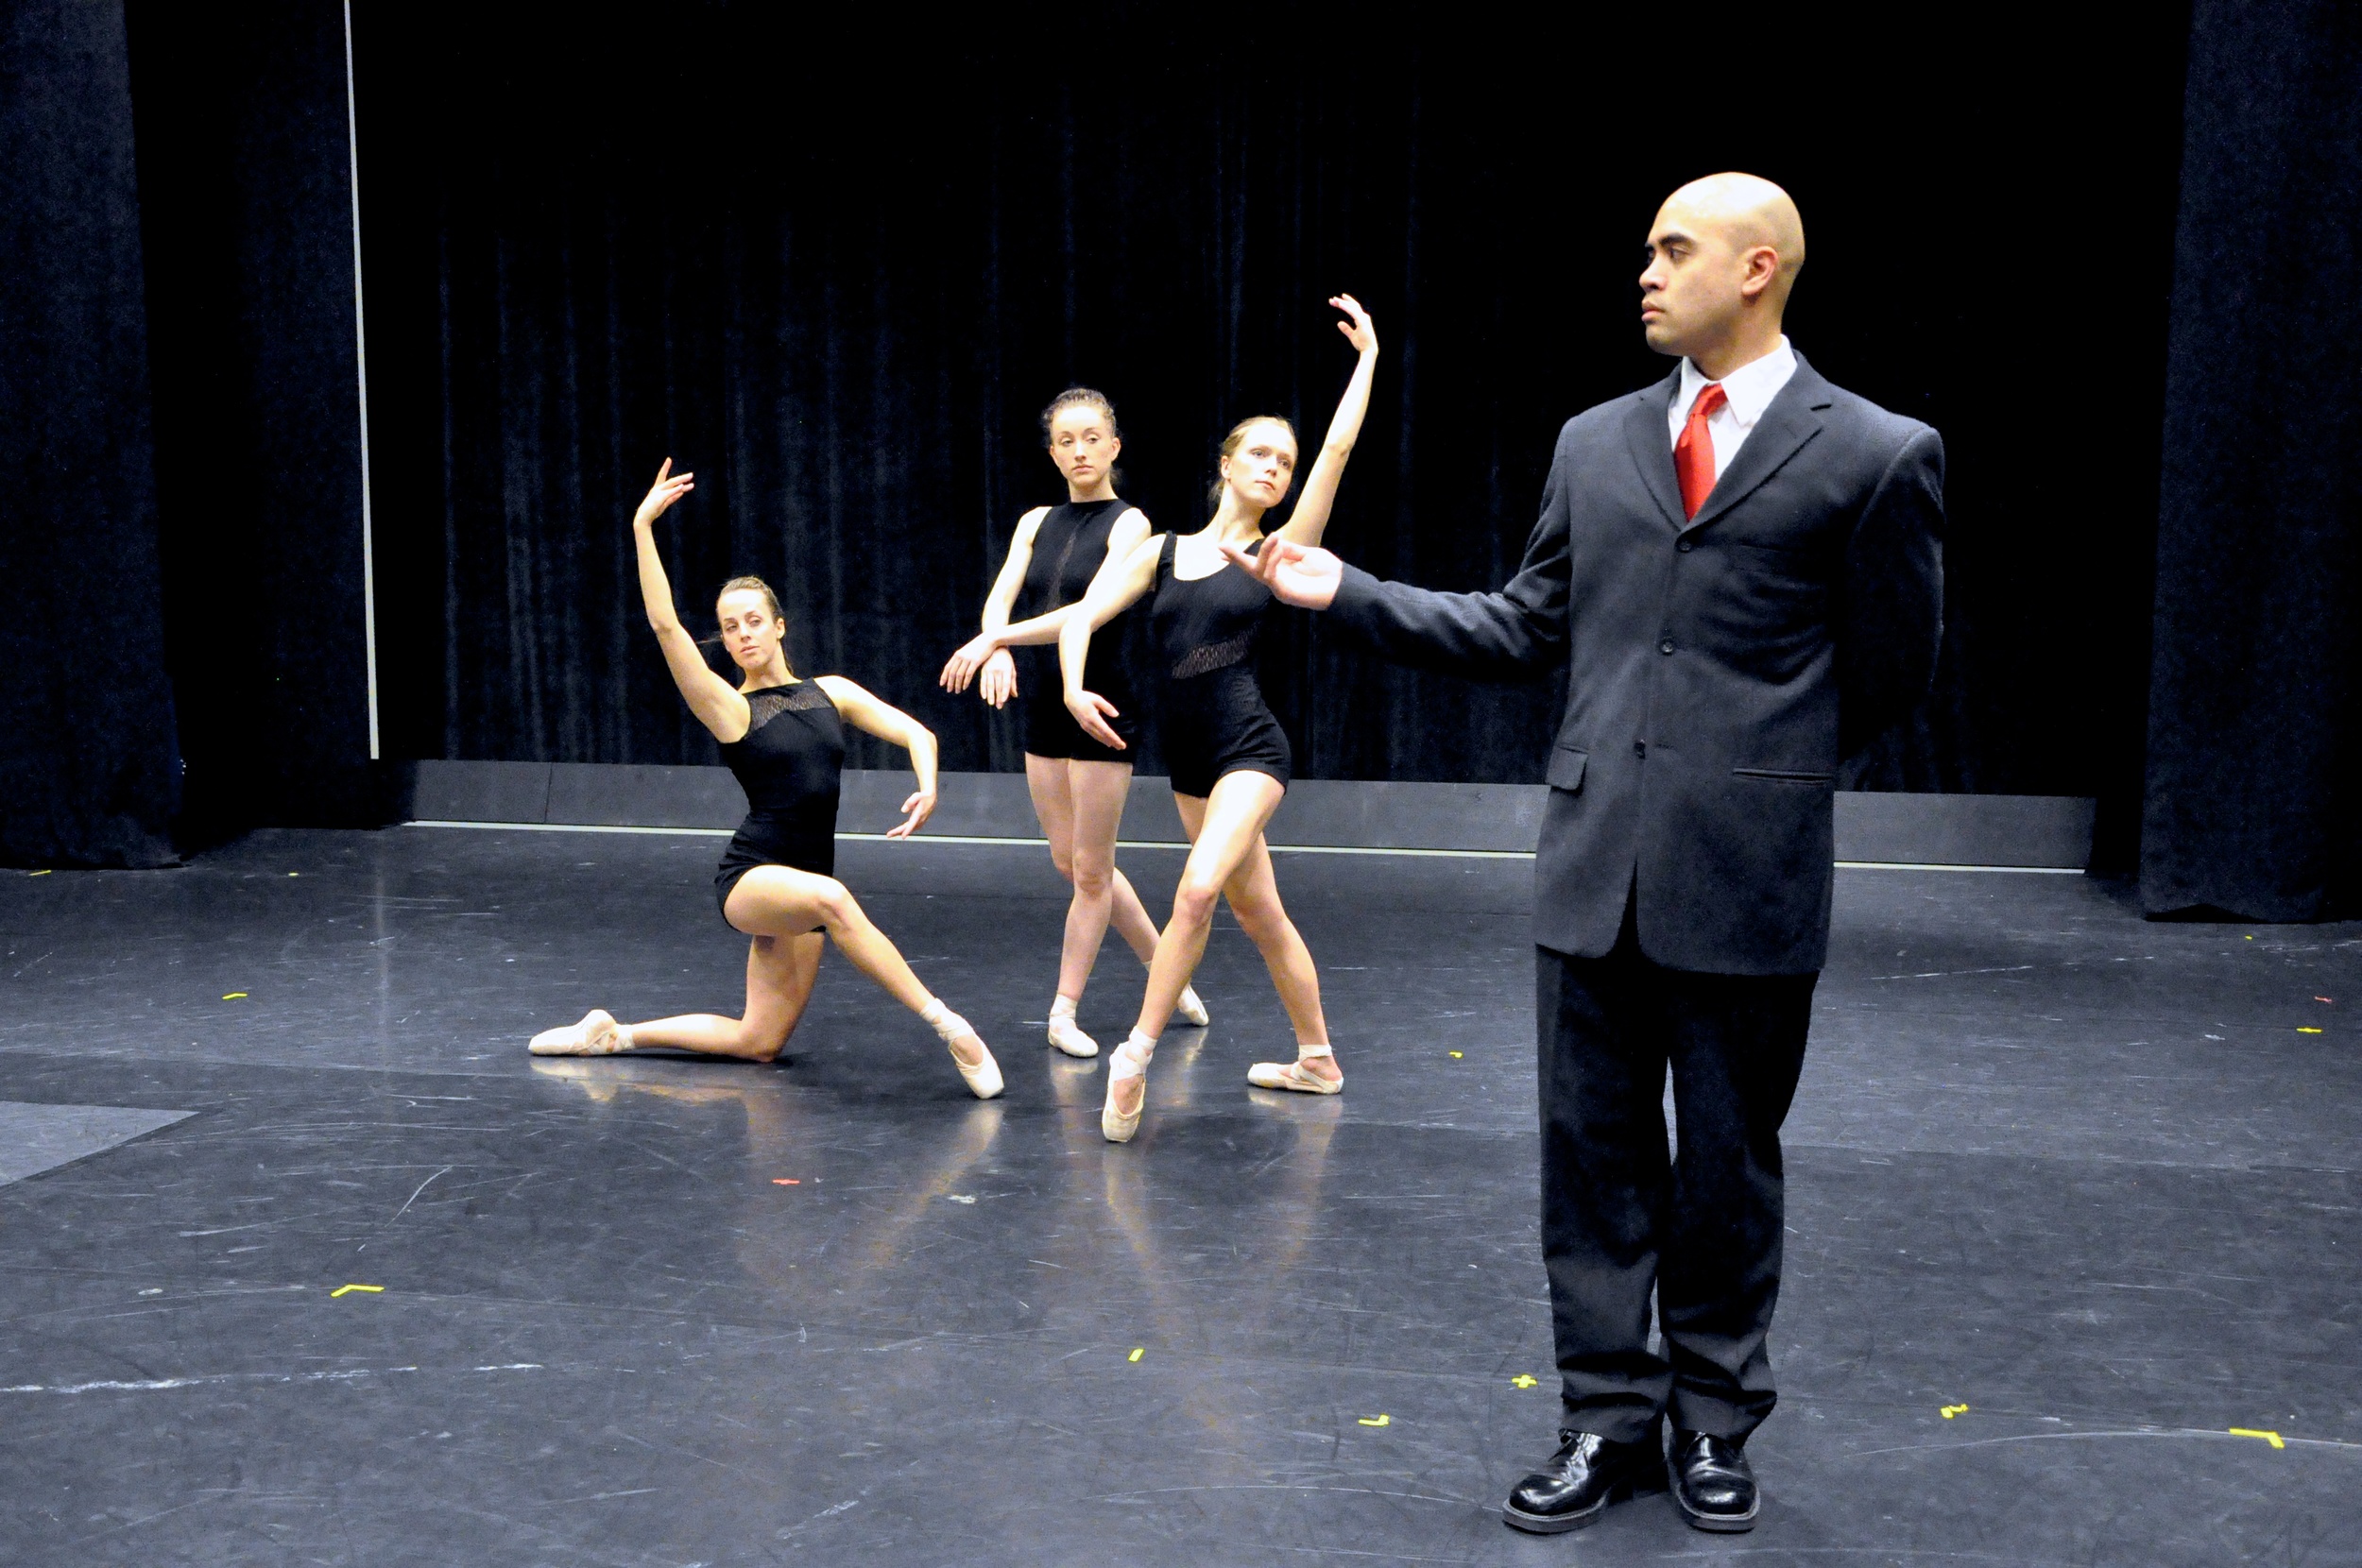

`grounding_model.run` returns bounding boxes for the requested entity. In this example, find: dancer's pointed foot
[923,999,1002,1099]
[1174,985,1211,1028]
[950,1033,1004,1099]
[528,1009,632,1056]
[1247,1044,1342,1095]
[1102,1031,1154,1143]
